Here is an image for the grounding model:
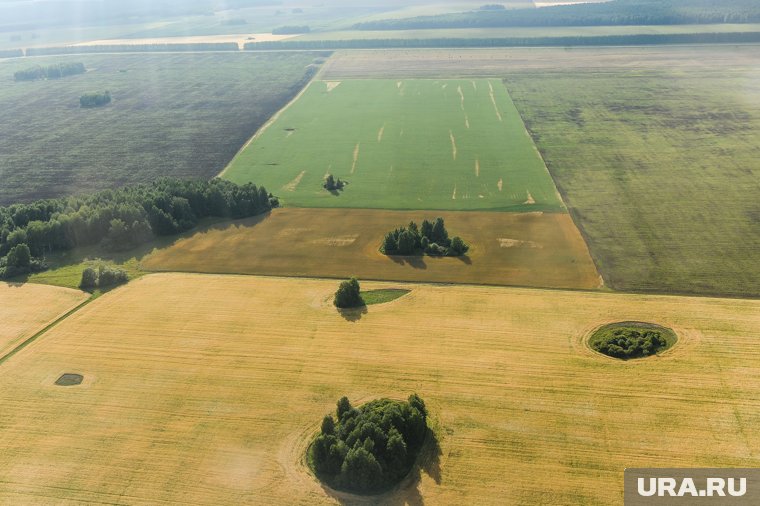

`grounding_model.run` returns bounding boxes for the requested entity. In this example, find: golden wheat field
[141,208,601,290]
[0,282,87,357]
[1,273,759,504]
